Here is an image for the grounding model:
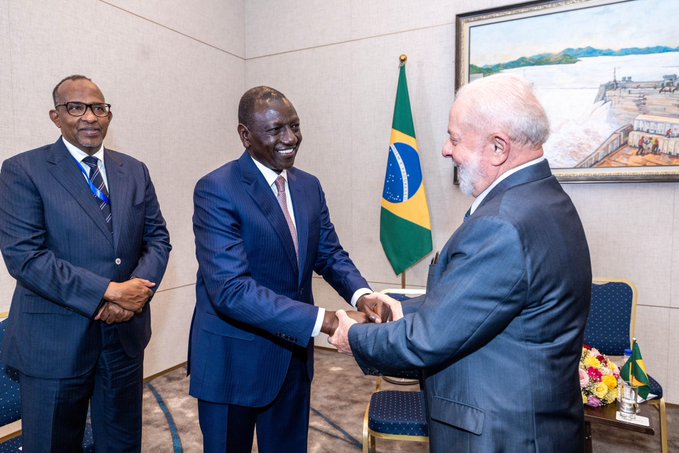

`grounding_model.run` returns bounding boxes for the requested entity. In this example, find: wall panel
[105,0,244,57]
